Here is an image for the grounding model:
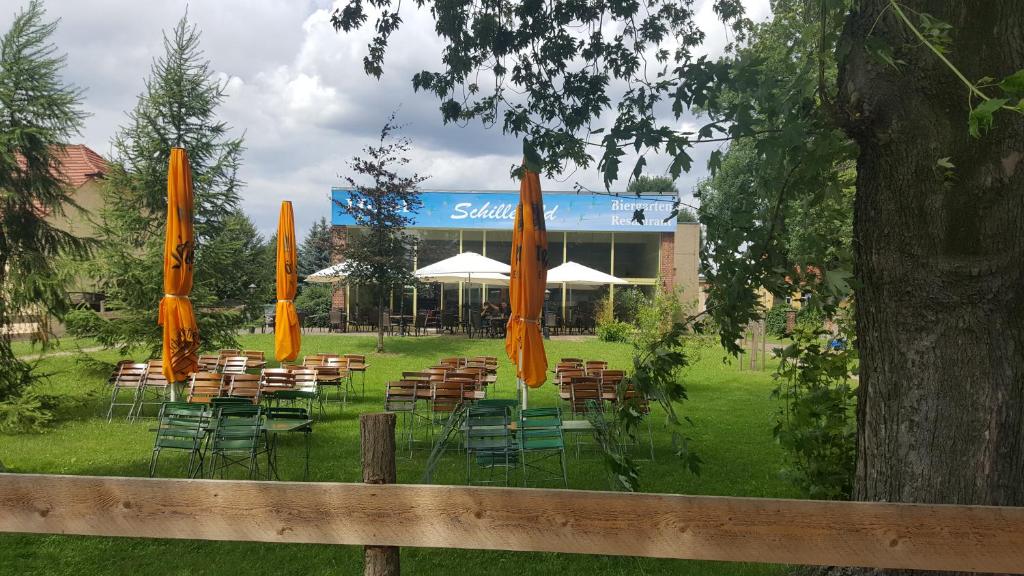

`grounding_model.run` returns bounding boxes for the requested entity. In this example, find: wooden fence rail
[2,473,1023,573]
